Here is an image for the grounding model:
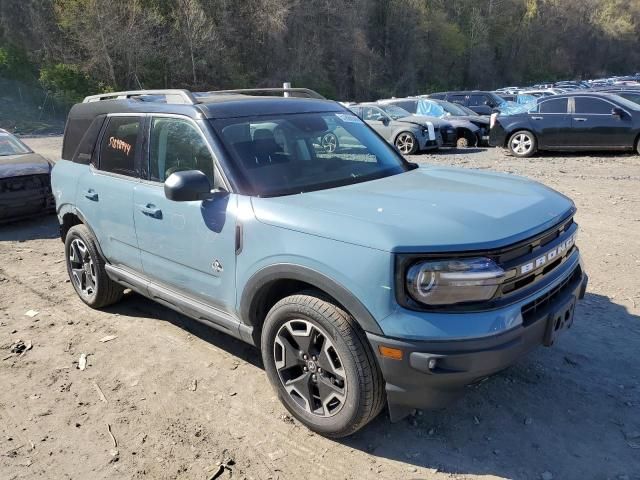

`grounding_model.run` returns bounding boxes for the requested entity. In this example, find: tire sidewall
[508,130,537,158]
[261,299,366,436]
[65,225,101,307]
